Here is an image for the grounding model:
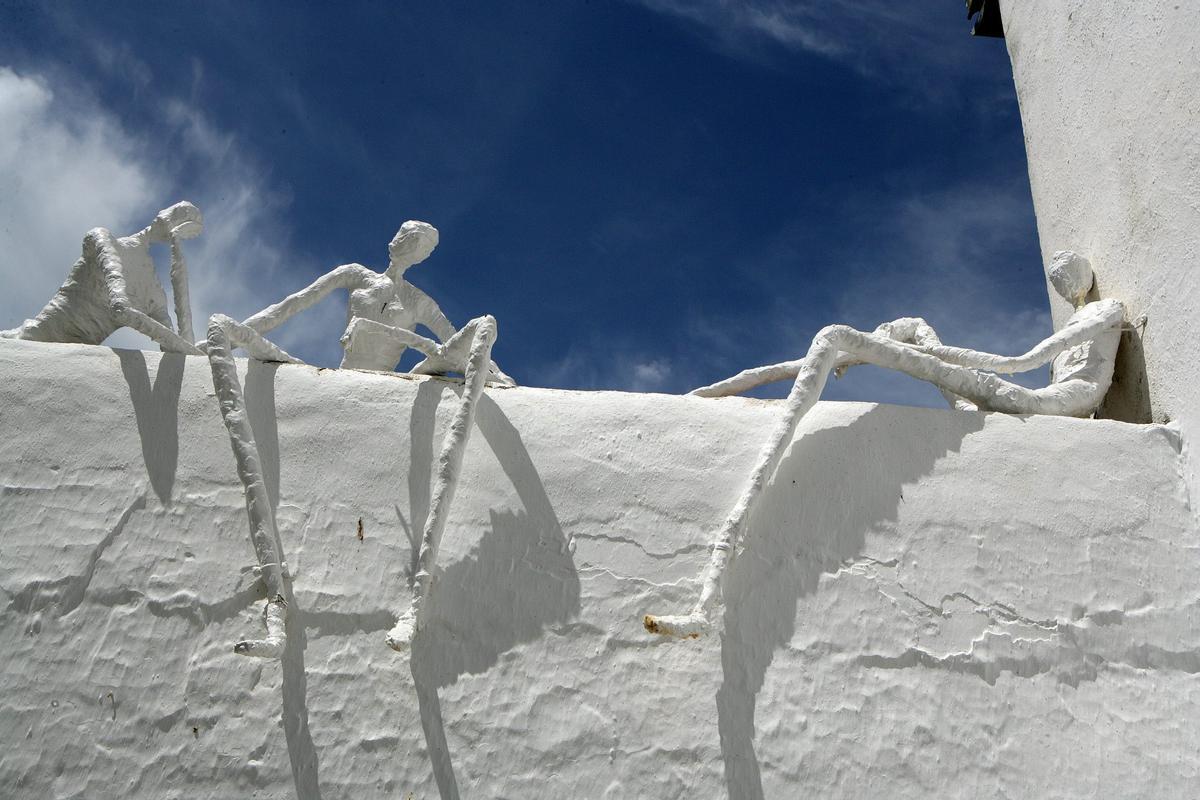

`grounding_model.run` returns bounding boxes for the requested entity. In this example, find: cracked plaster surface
[0,338,1197,799]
